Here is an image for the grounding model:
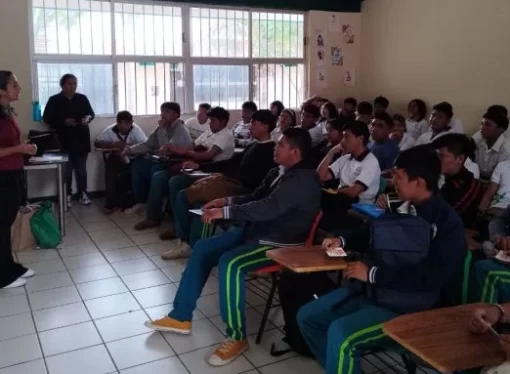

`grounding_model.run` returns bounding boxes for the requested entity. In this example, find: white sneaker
[3,277,27,289]
[21,268,35,278]
[125,203,146,216]
[161,239,192,260]
[66,195,72,209]
[79,192,91,206]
